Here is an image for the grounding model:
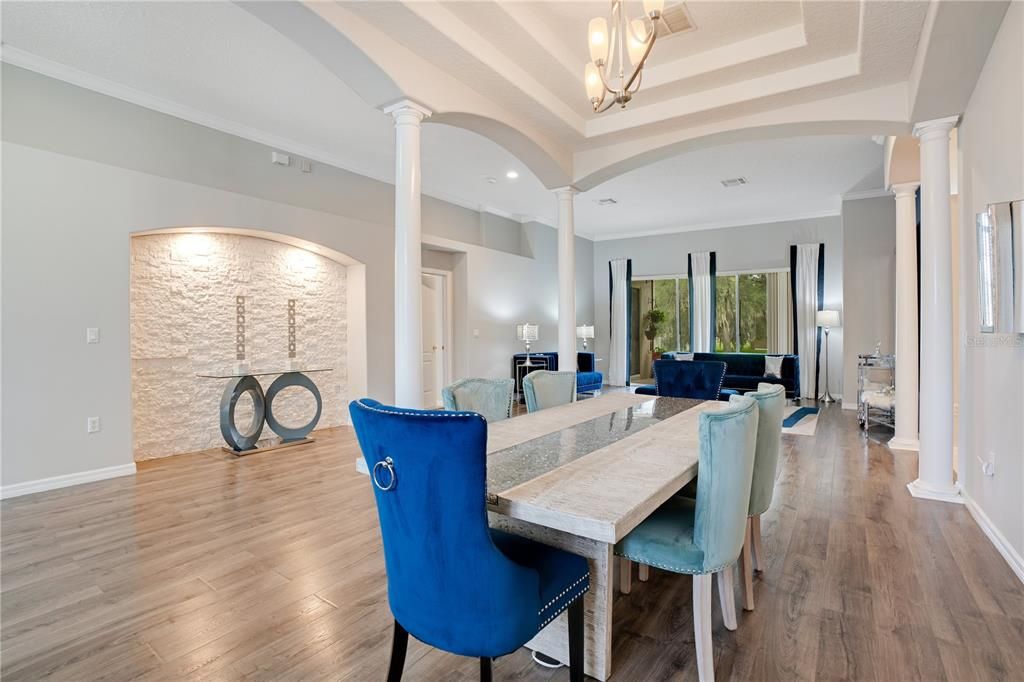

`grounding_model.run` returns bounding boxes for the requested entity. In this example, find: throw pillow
[764,356,784,378]
[675,353,694,361]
